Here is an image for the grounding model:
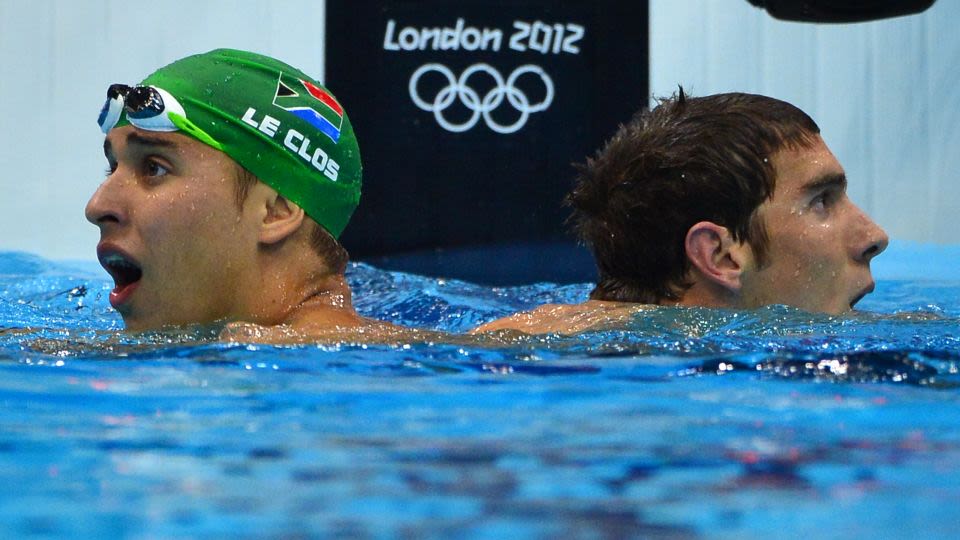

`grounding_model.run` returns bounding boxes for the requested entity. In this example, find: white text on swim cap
[241,107,340,181]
